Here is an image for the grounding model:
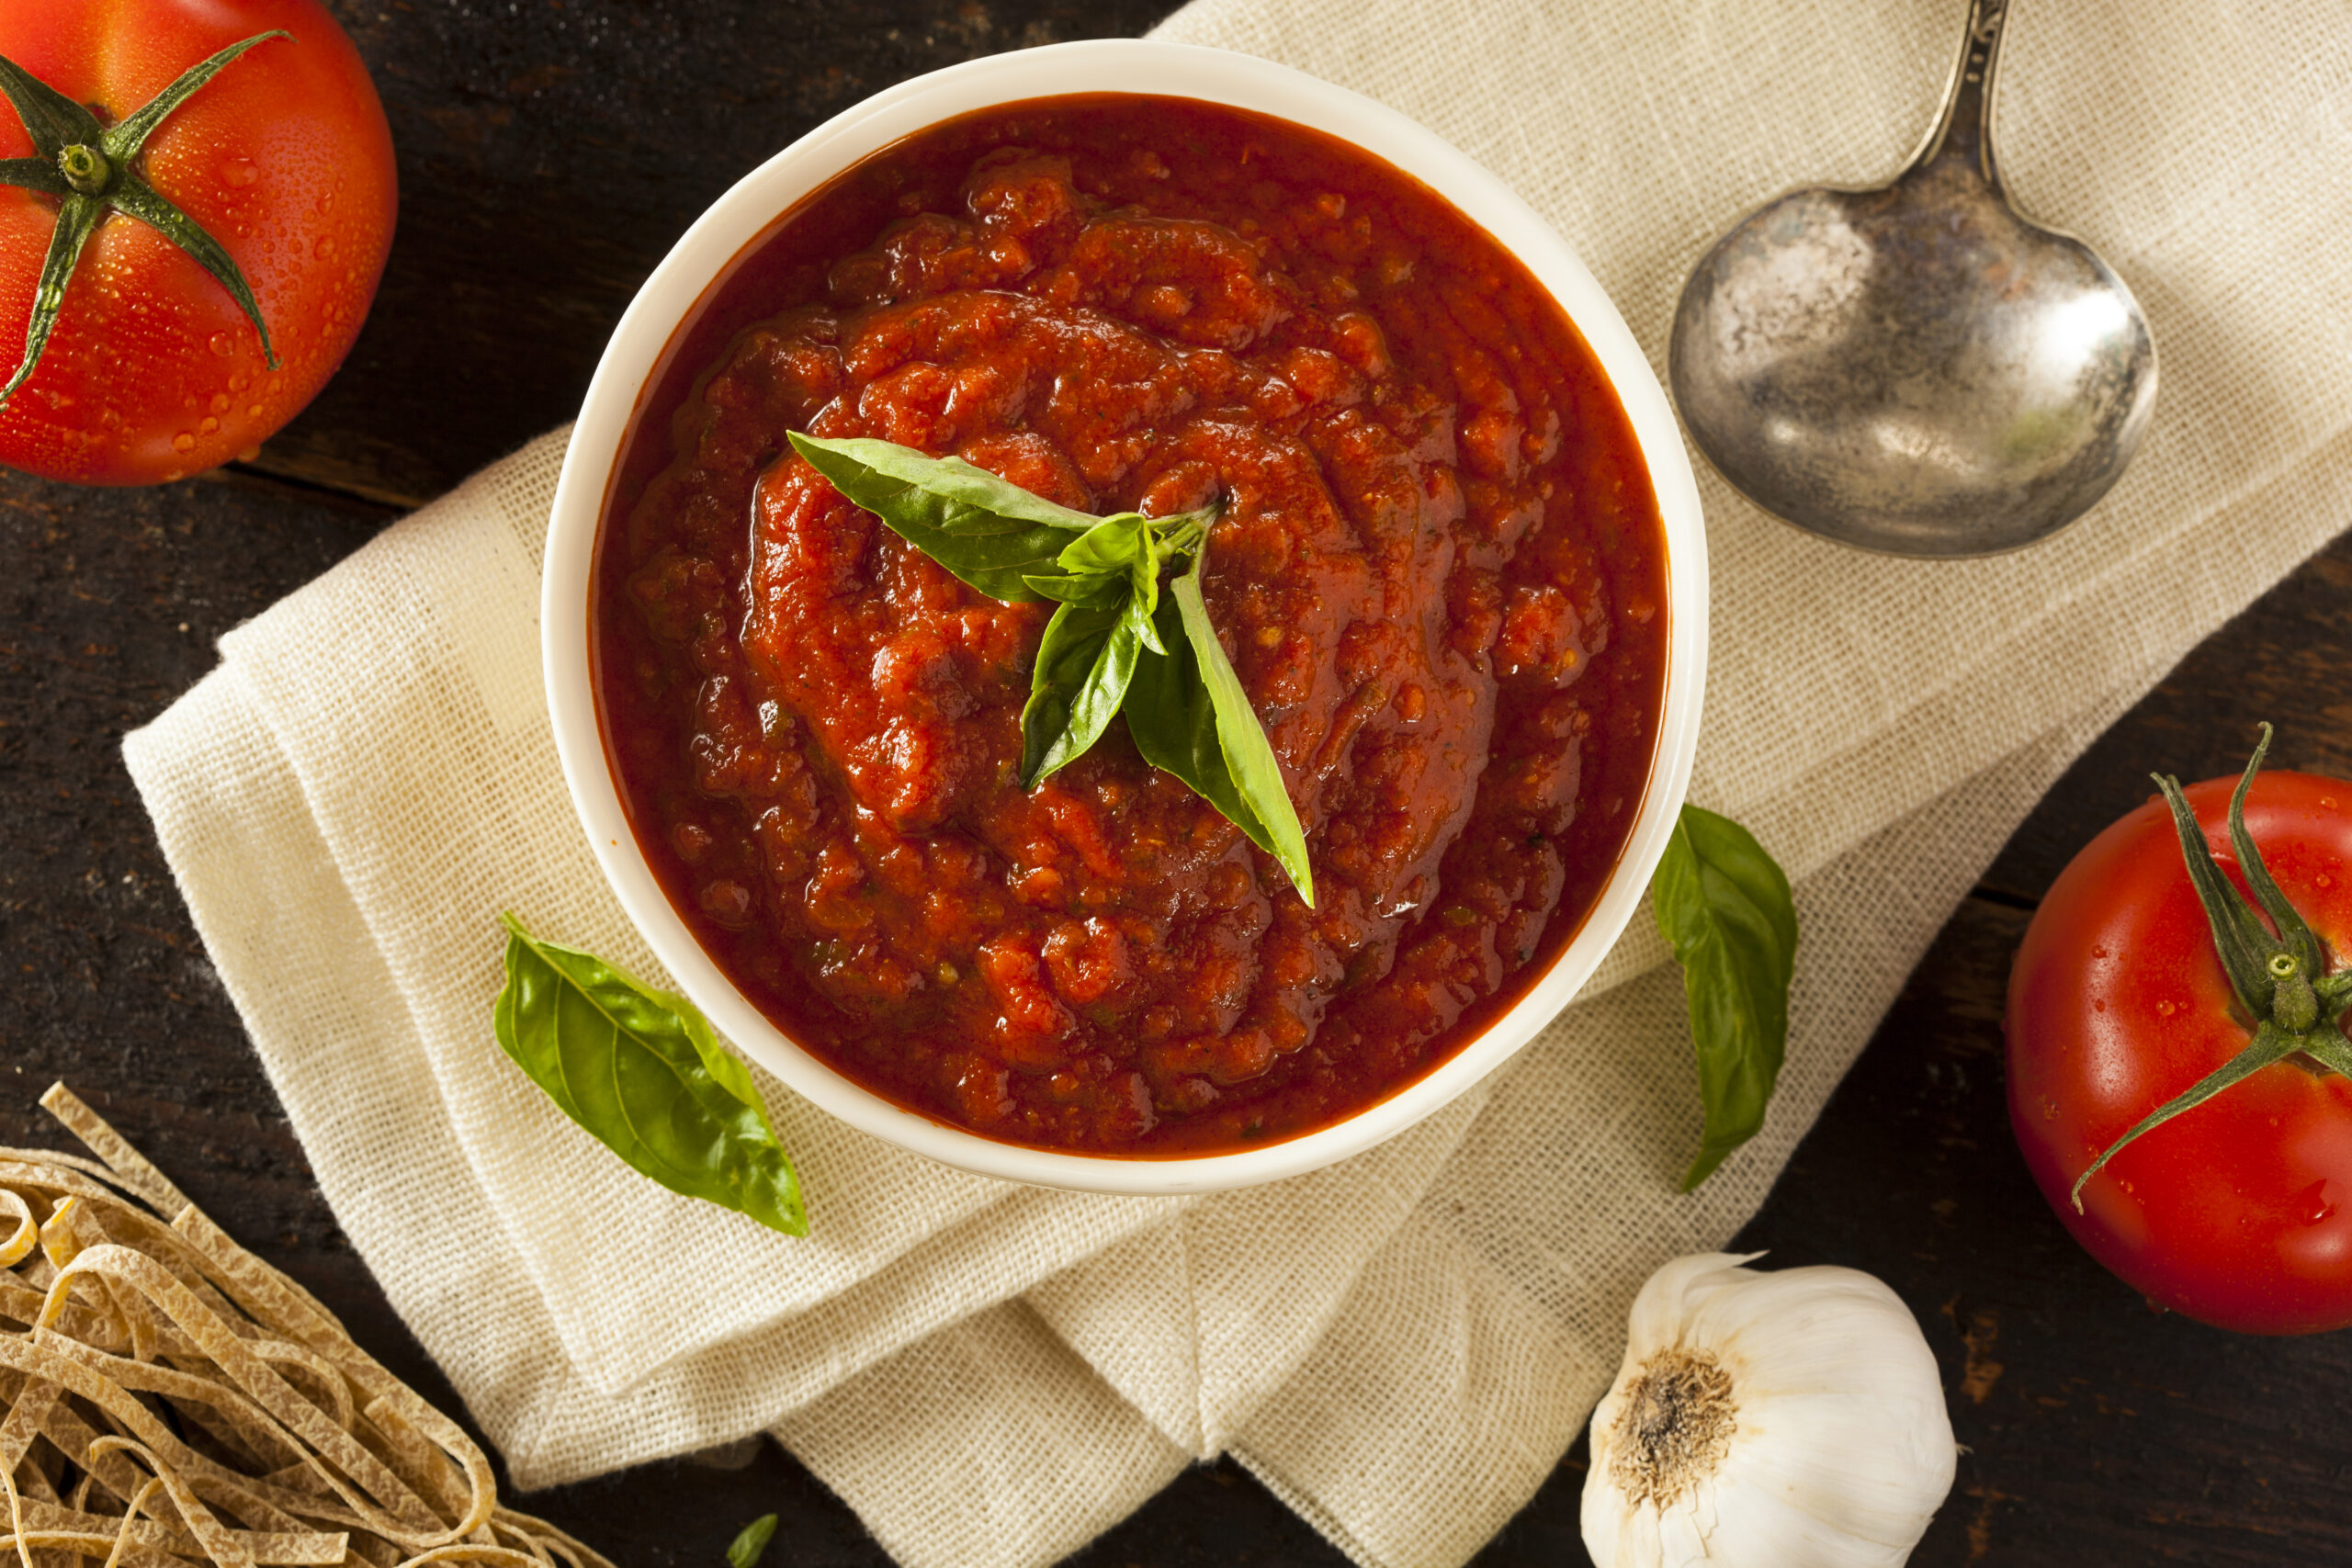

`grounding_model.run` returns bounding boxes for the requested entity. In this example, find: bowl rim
[543,37,1709,1196]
